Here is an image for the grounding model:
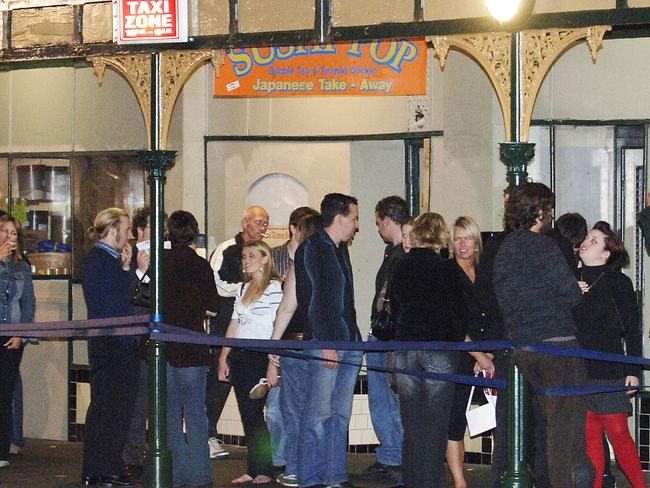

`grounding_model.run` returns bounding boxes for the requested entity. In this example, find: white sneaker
[208,437,230,459]
[0,460,9,468]
[277,473,299,487]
